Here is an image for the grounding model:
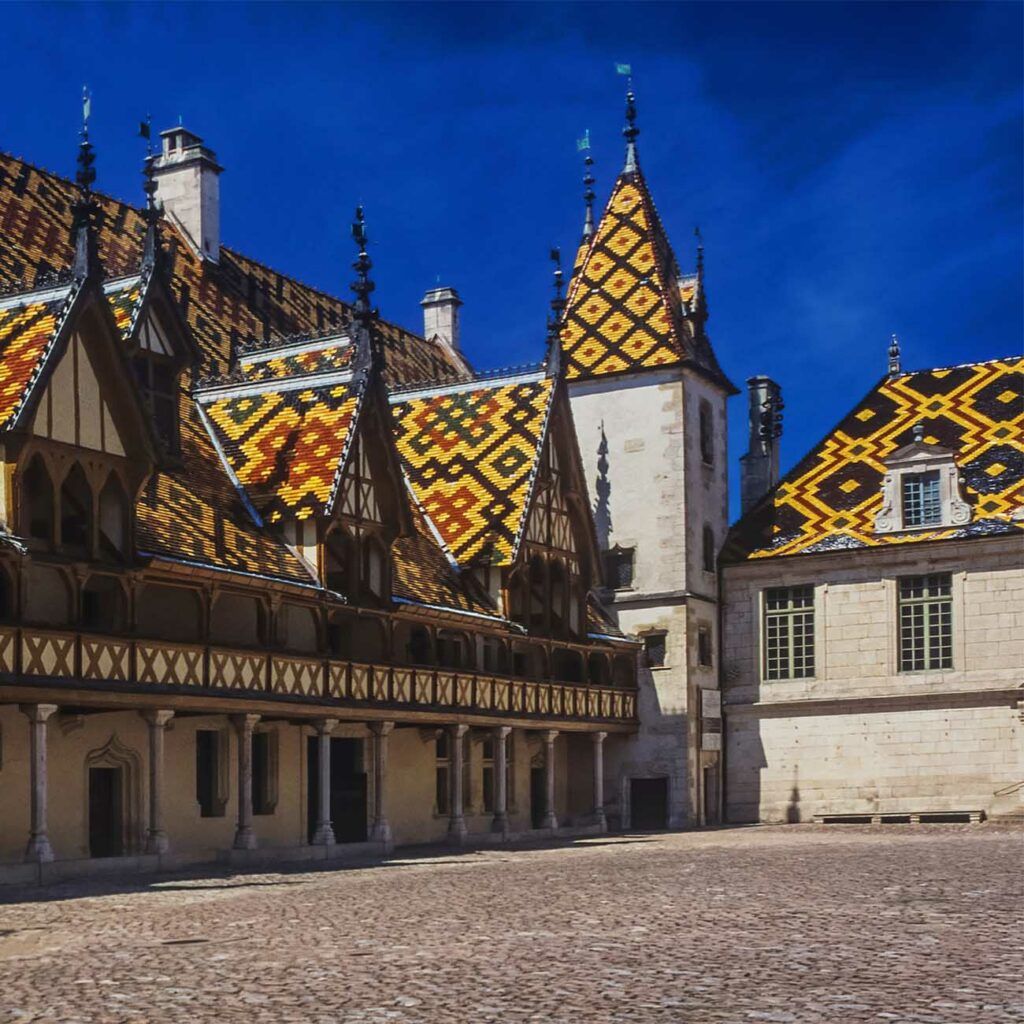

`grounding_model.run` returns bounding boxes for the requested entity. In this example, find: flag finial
[888,333,901,377]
